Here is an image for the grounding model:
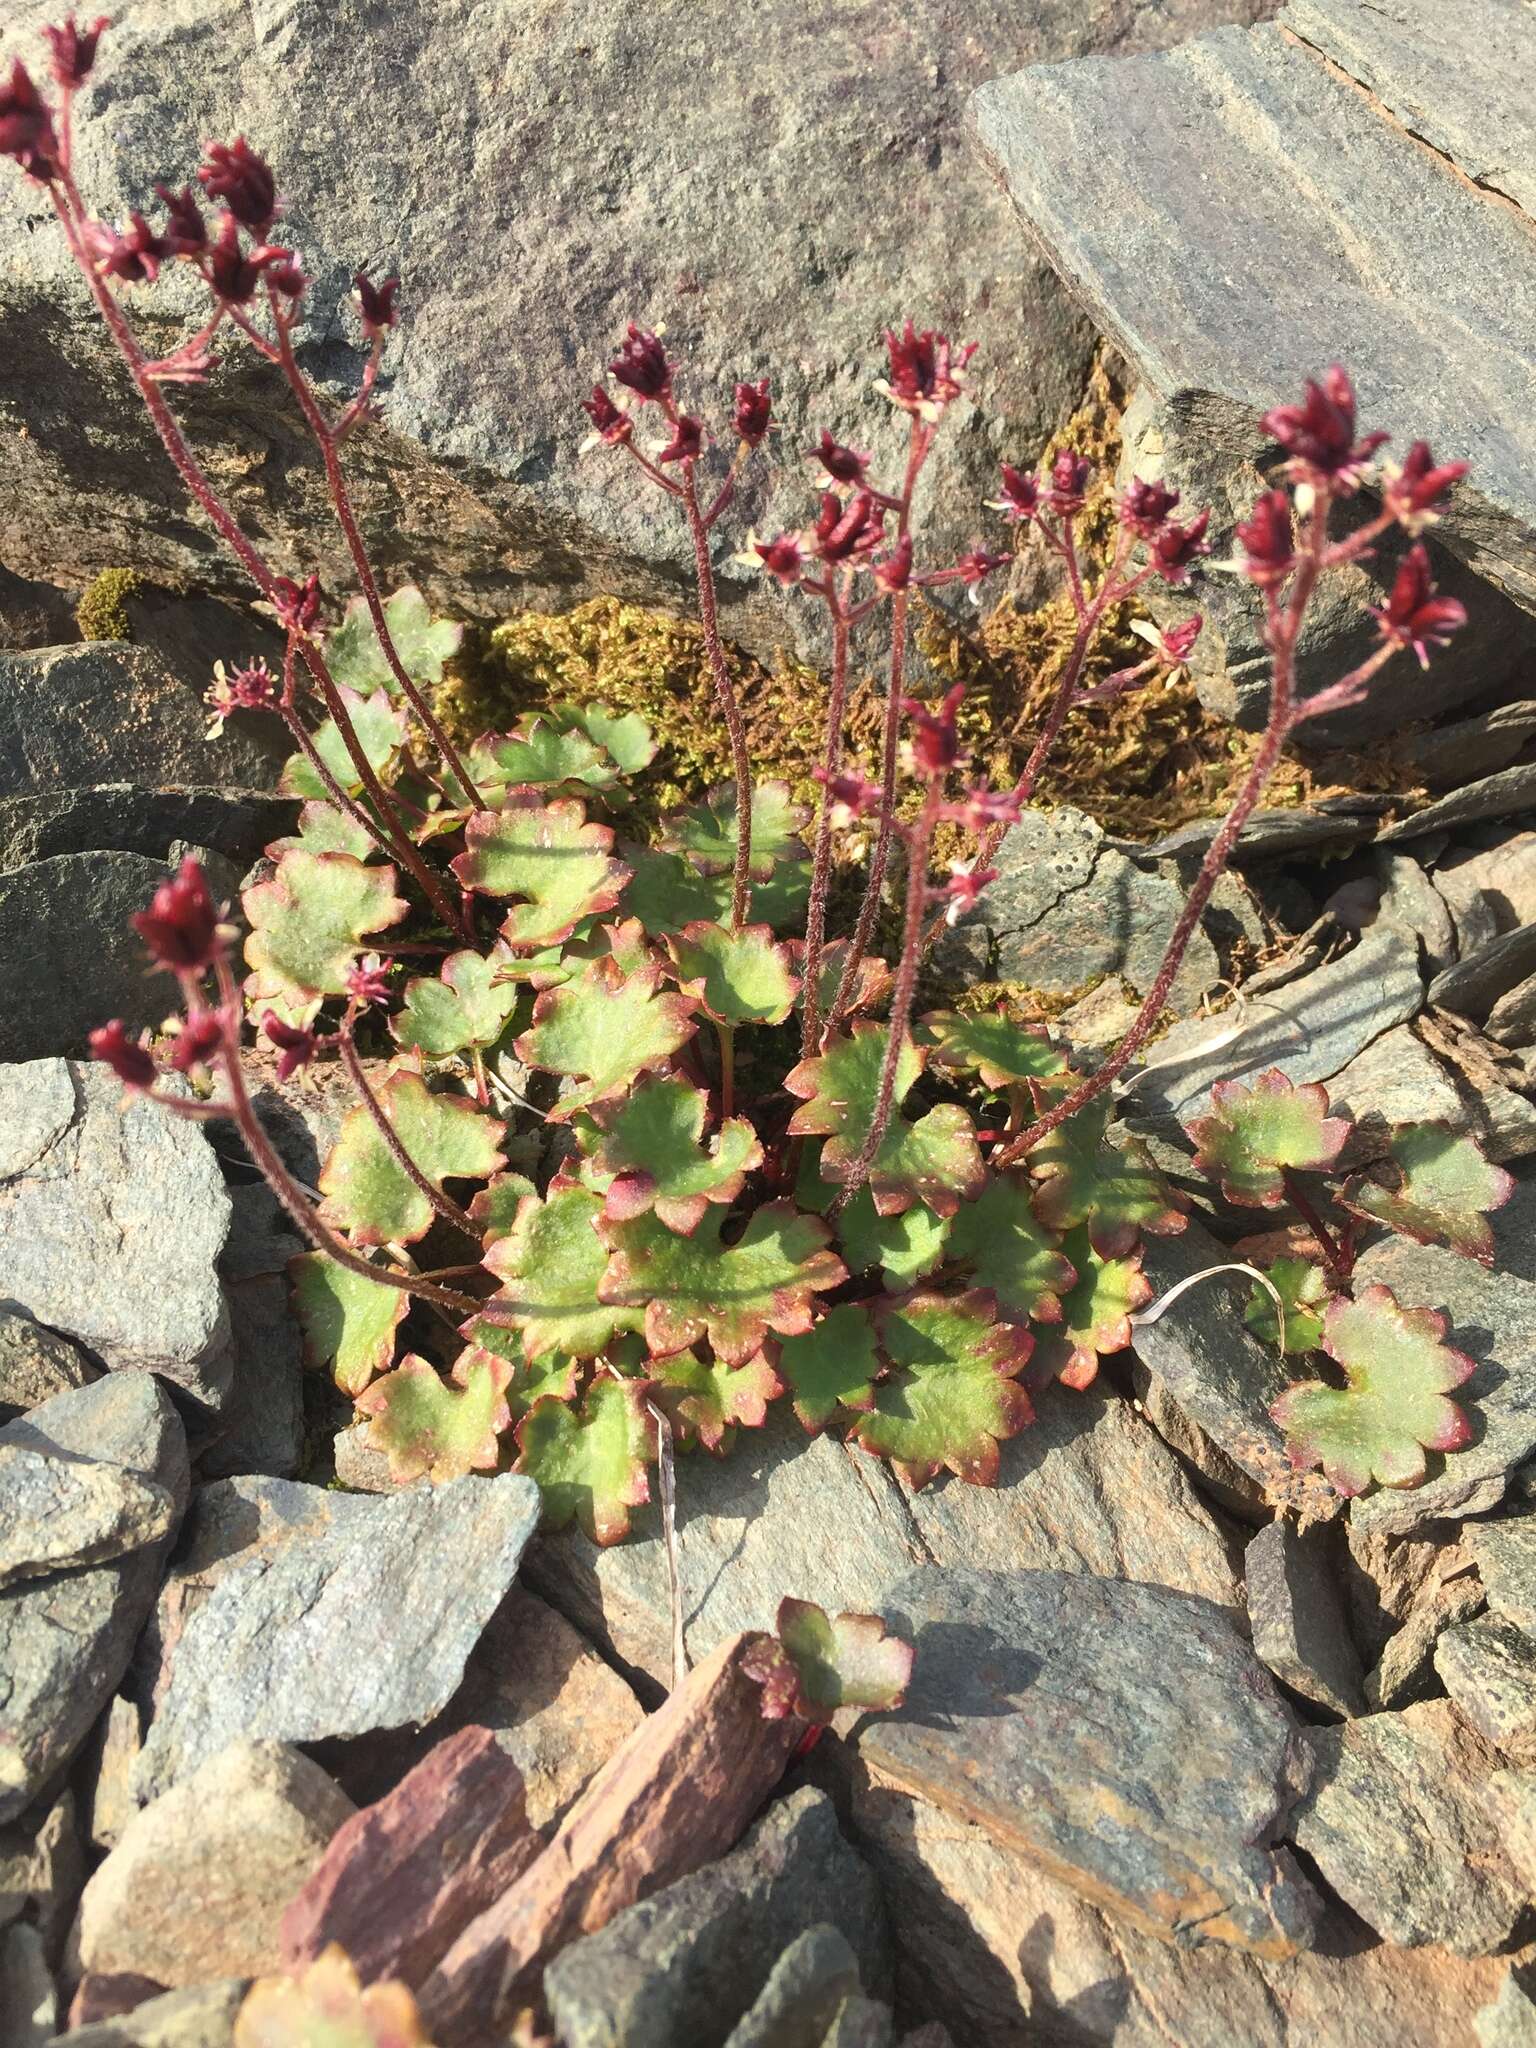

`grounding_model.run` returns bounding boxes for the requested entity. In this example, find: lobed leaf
[1244,1255,1328,1354]
[288,1251,408,1397]
[665,921,799,1028]
[620,845,811,937]
[324,584,462,697]
[235,1943,430,2048]
[919,1008,1067,1092]
[268,801,378,862]
[946,1174,1077,1324]
[557,700,657,774]
[395,946,523,1058]
[743,1597,915,1726]
[1271,1283,1477,1497]
[579,1076,761,1233]
[317,1074,506,1247]
[853,1291,1034,1488]
[1030,1224,1151,1389]
[1027,1094,1187,1256]
[651,1347,784,1453]
[514,1375,655,1545]
[354,1351,513,1484]
[1342,1122,1515,1266]
[453,792,631,950]
[834,1185,952,1288]
[1186,1067,1351,1209]
[482,1184,644,1360]
[243,851,407,1024]
[775,1302,882,1431]
[463,719,617,800]
[467,1171,538,1246]
[281,686,407,802]
[599,1200,846,1366]
[453,1319,581,1418]
[515,956,697,1121]
[659,779,809,882]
